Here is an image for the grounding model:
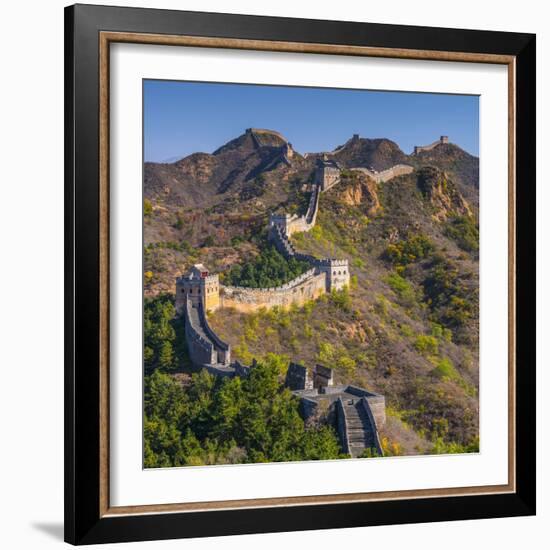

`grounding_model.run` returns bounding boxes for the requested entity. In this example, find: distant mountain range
[144,128,479,210]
